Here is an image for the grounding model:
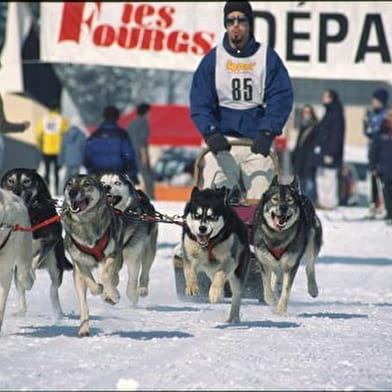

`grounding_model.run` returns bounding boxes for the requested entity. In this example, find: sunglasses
[225,16,248,26]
